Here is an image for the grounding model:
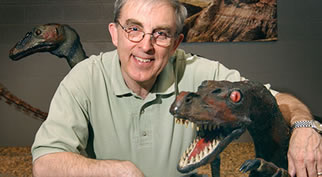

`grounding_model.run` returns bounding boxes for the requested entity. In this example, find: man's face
[109,0,183,87]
